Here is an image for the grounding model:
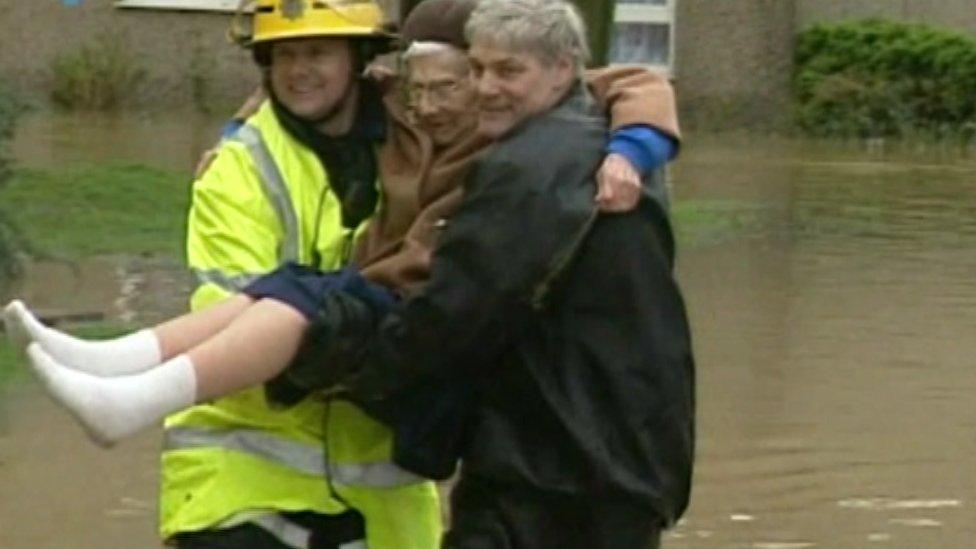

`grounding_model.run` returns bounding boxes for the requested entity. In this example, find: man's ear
[551,55,575,90]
